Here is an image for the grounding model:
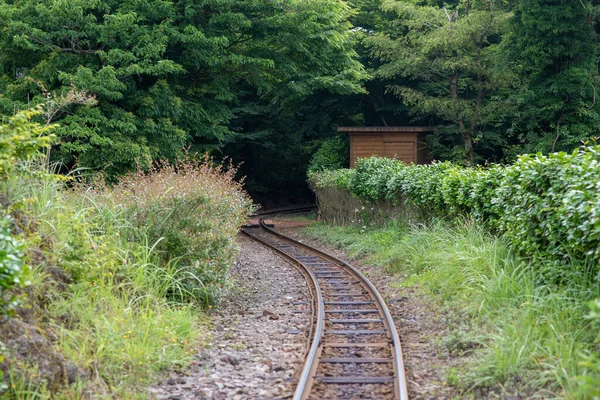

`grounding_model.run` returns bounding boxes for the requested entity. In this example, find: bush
[311,147,600,276]
[100,157,254,305]
[493,149,600,268]
[0,108,53,179]
[0,109,51,316]
[0,216,28,316]
[307,136,349,176]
